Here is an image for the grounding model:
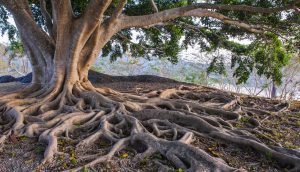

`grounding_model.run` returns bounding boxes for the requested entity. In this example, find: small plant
[265,151,273,161]
[82,166,89,172]
[70,157,78,165]
[58,154,65,161]
[34,146,45,154]
[99,140,110,148]
[153,154,164,160]
[24,159,33,164]
[208,143,221,157]
[57,139,65,146]
[18,136,28,141]
[234,123,242,128]
[120,152,129,158]
[10,152,16,157]
[69,148,78,165]
[240,116,251,123]
[74,123,81,128]
[62,163,68,170]
[296,121,300,127]
[178,168,184,172]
